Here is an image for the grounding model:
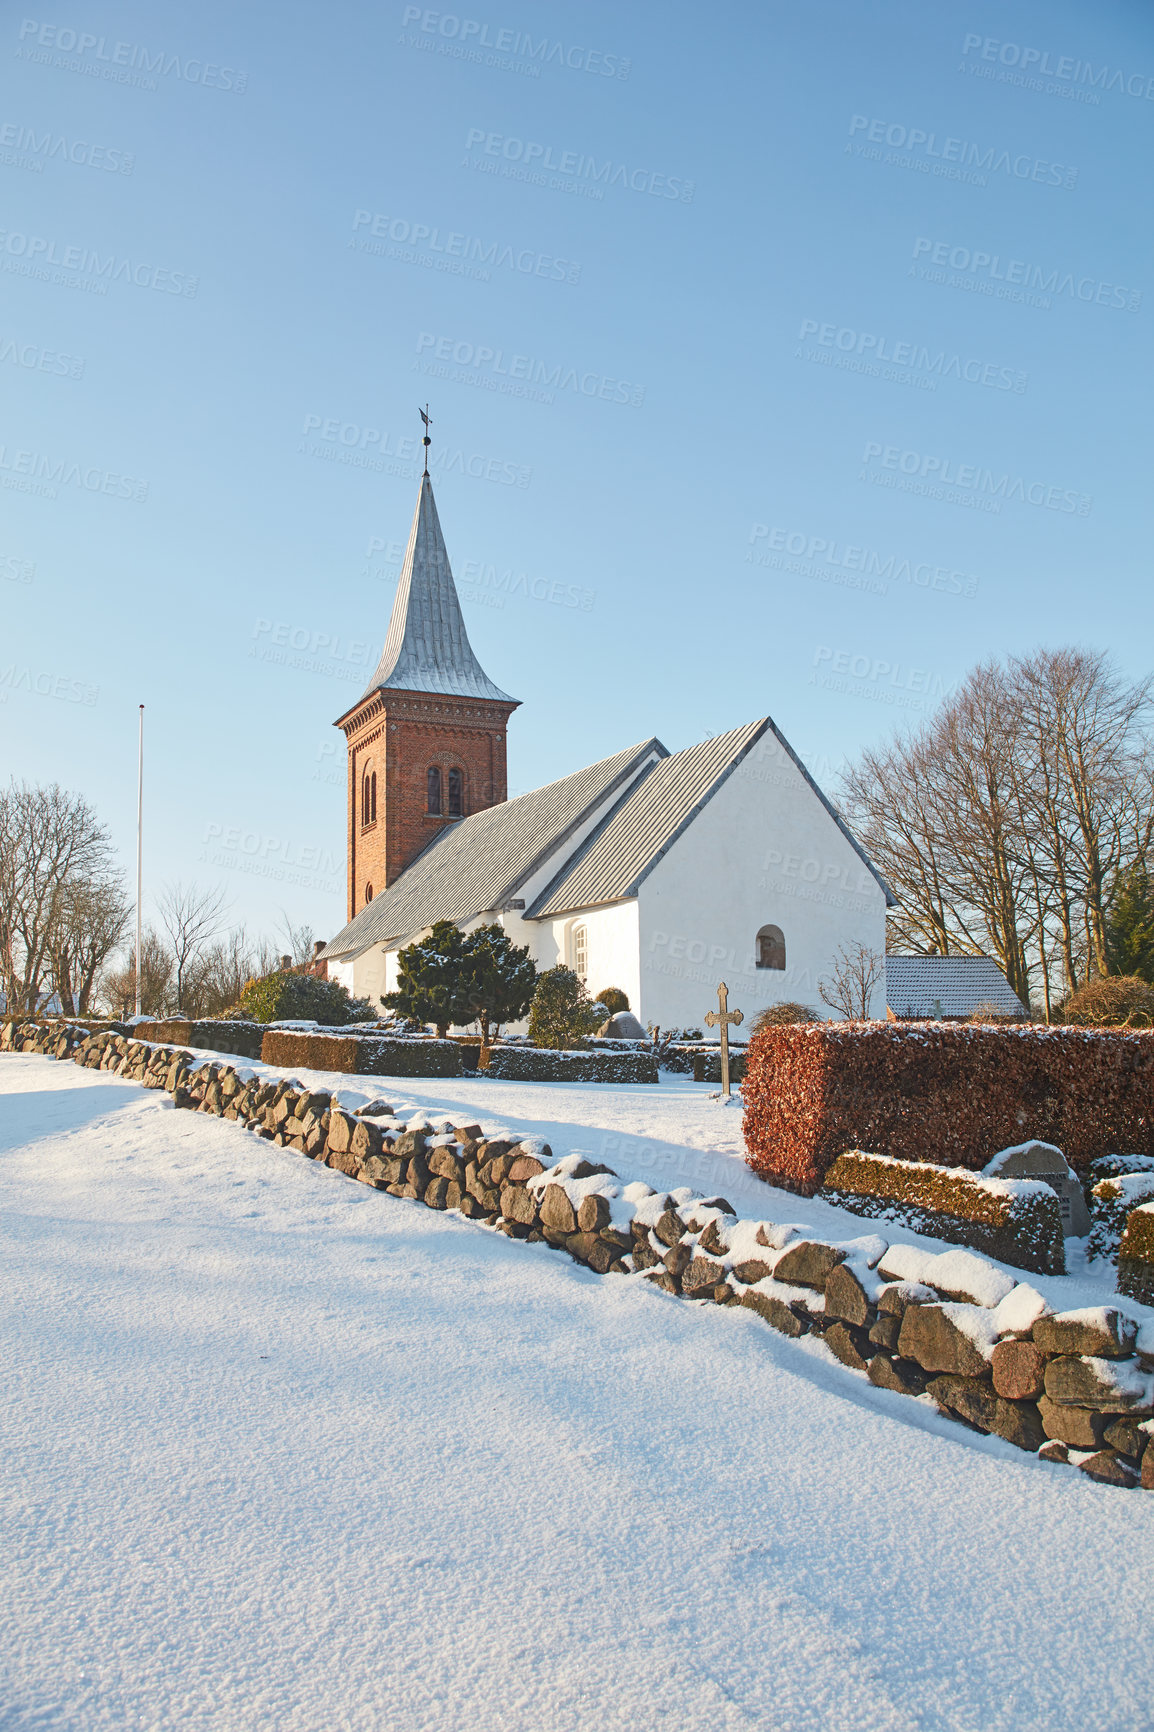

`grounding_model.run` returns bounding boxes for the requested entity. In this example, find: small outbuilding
[885,954,1028,1022]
